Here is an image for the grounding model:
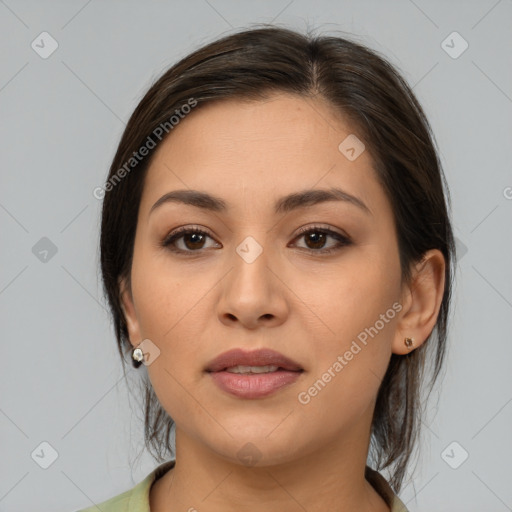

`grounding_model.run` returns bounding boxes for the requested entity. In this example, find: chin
[202,426,306,468]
